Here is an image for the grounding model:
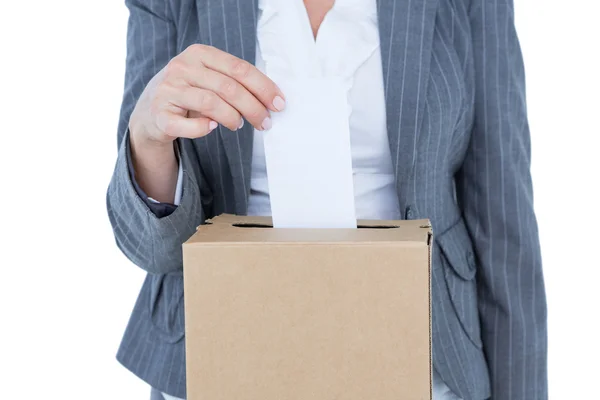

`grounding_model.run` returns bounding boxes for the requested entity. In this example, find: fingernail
[261,117,272,131]
[238,118,245,130]
[272,96,286,111]
[209,121,218,131]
